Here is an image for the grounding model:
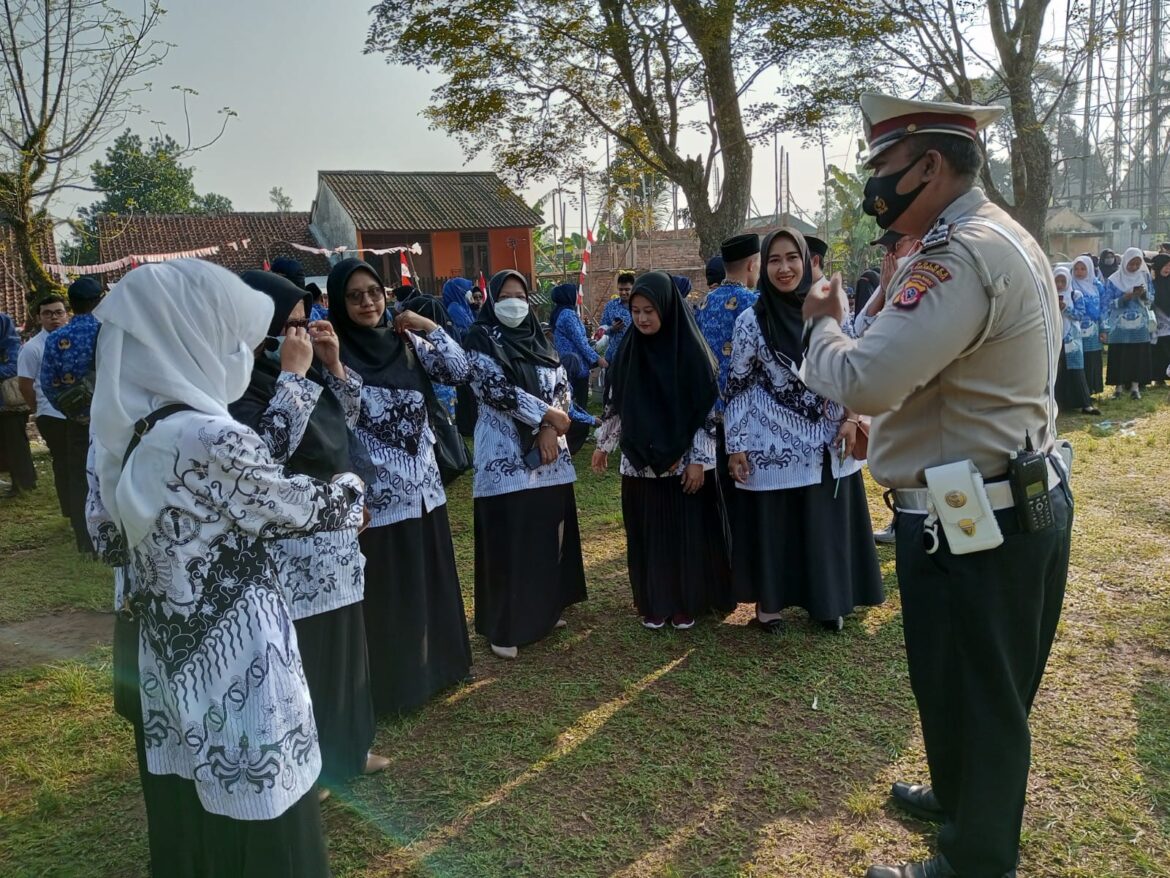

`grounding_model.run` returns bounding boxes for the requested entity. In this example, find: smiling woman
[724,229,883,635]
